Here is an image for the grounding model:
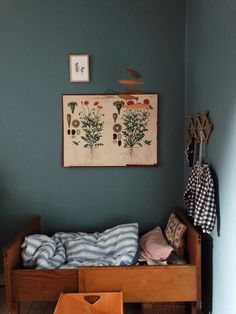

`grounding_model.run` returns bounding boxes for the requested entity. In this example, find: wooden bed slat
[79,265,197,303]
[11,269,77,302]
